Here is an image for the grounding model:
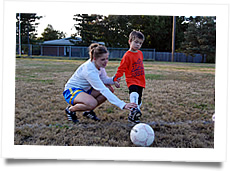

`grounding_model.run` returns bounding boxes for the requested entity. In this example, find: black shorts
[129,85,143,105]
